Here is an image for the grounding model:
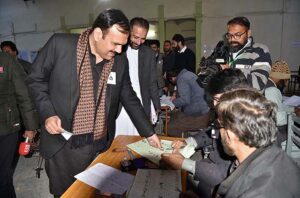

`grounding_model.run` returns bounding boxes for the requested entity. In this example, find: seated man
[161,69,248,198]
[166,68,210,137]
[265,60,300,145]
[215,88,300,197]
